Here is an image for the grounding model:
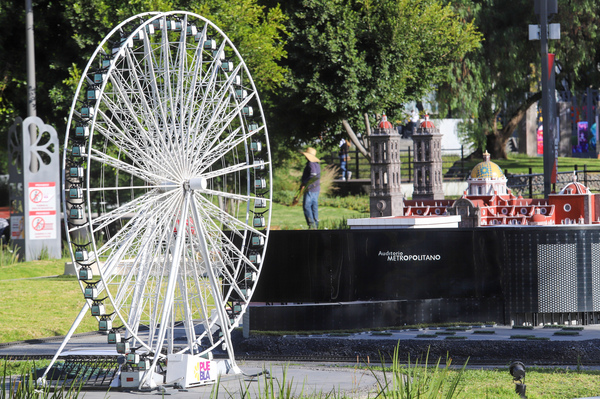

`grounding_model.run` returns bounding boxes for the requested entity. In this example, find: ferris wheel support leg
[190,199,241,376]
[139,191,191,391]
[37,301,91,385]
